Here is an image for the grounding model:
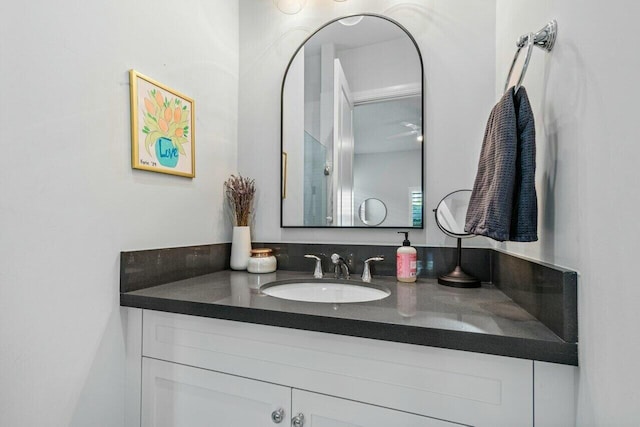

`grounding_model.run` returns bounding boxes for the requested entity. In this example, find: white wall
[495,1,640,424]
[239,0,496,246]
[0,0,239,425]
